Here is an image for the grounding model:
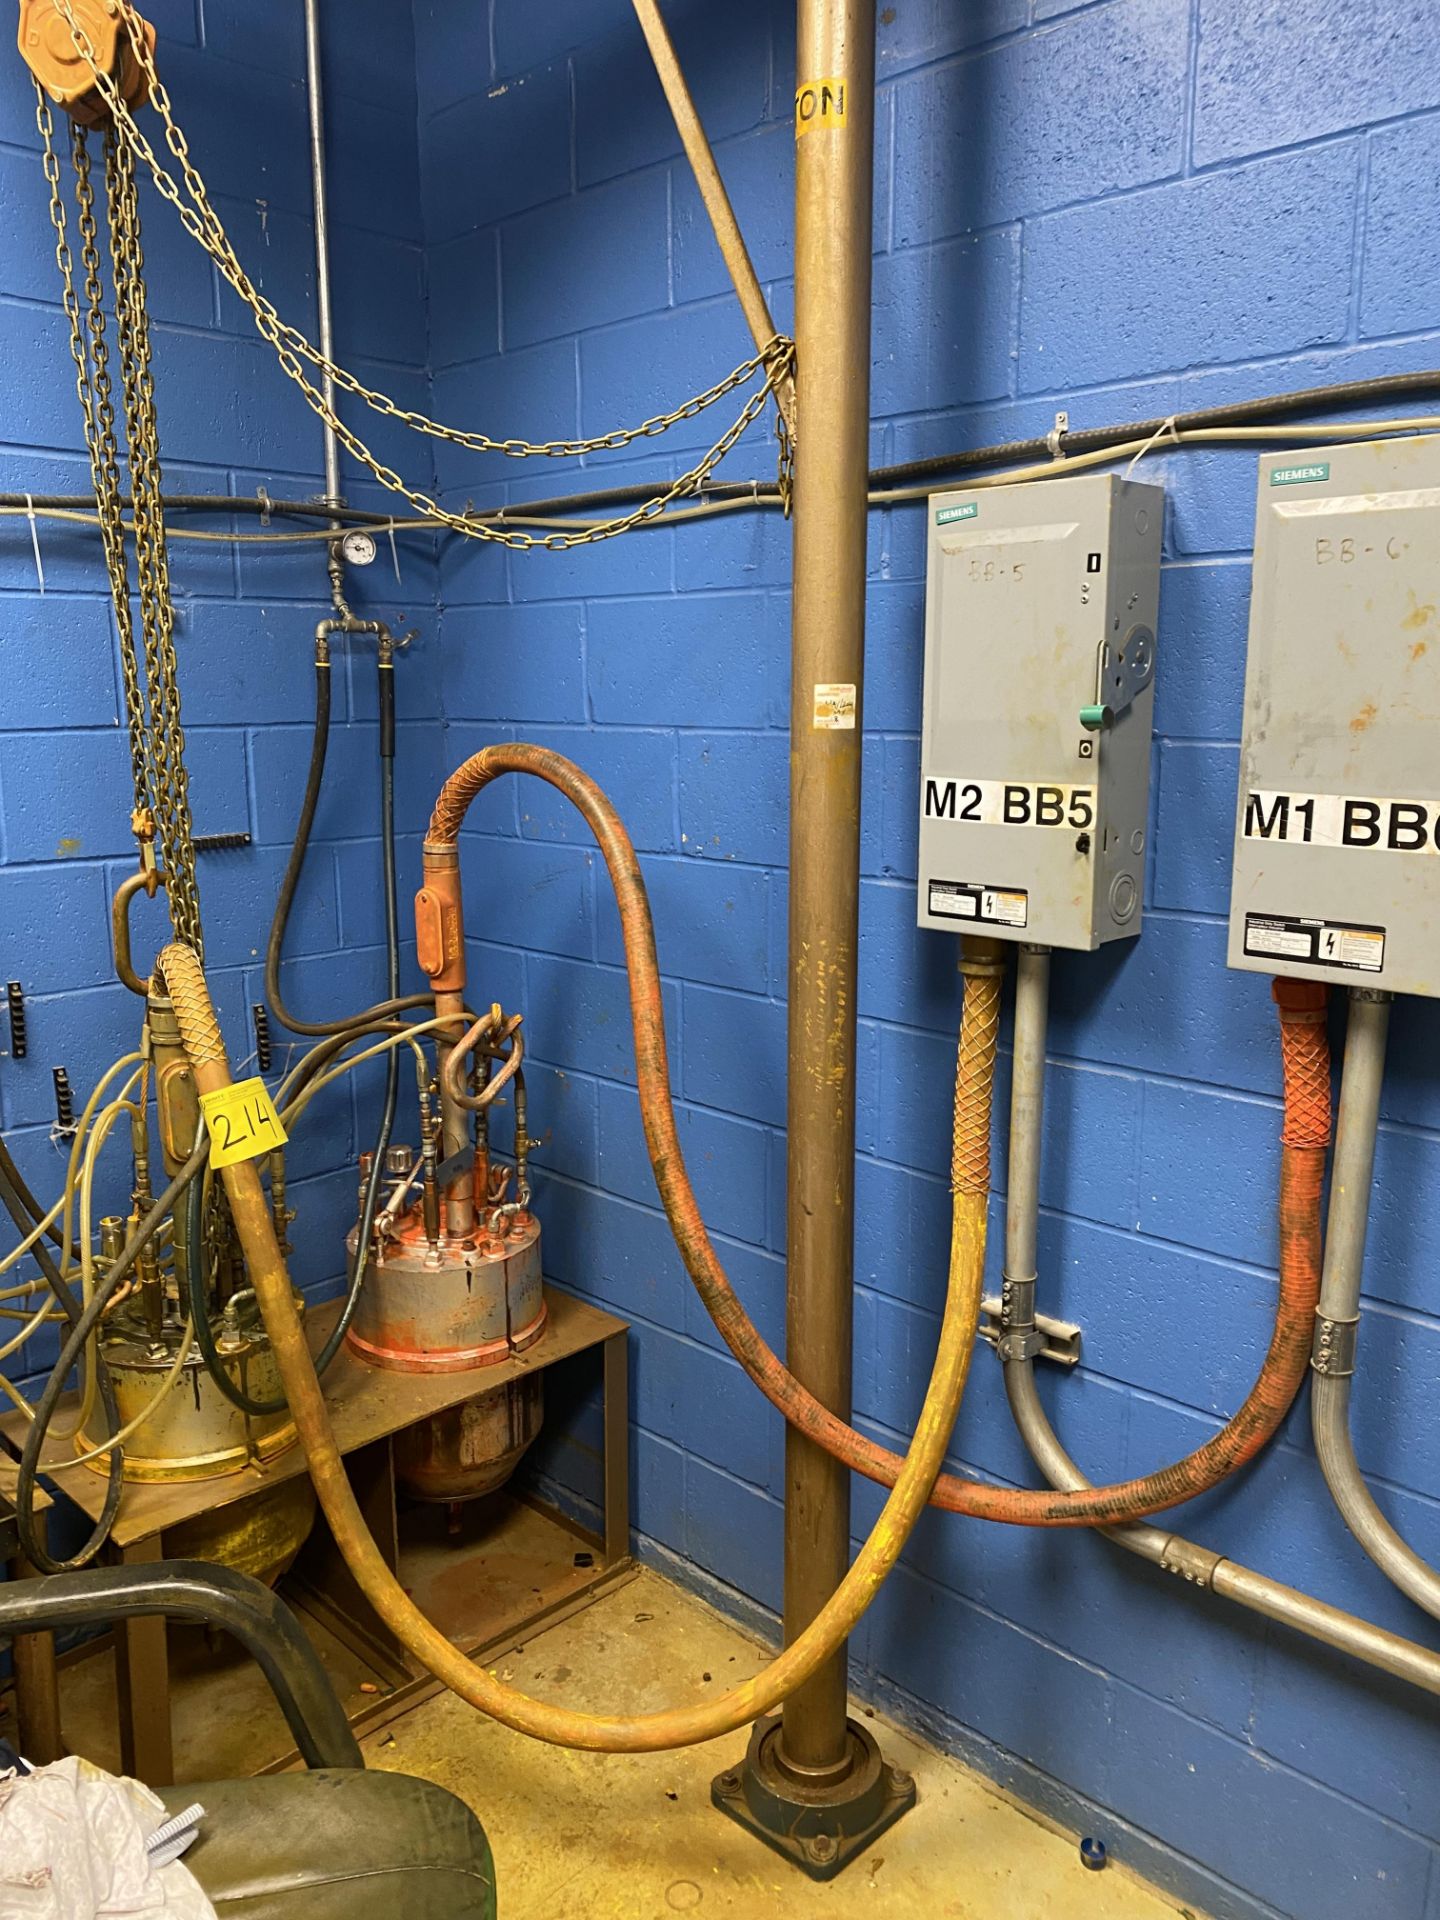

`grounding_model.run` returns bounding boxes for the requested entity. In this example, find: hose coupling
[1311,1311,1359,1378]
[1272,975,1328,1021]
[416,843,465,990]
[958,934,1008,978]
